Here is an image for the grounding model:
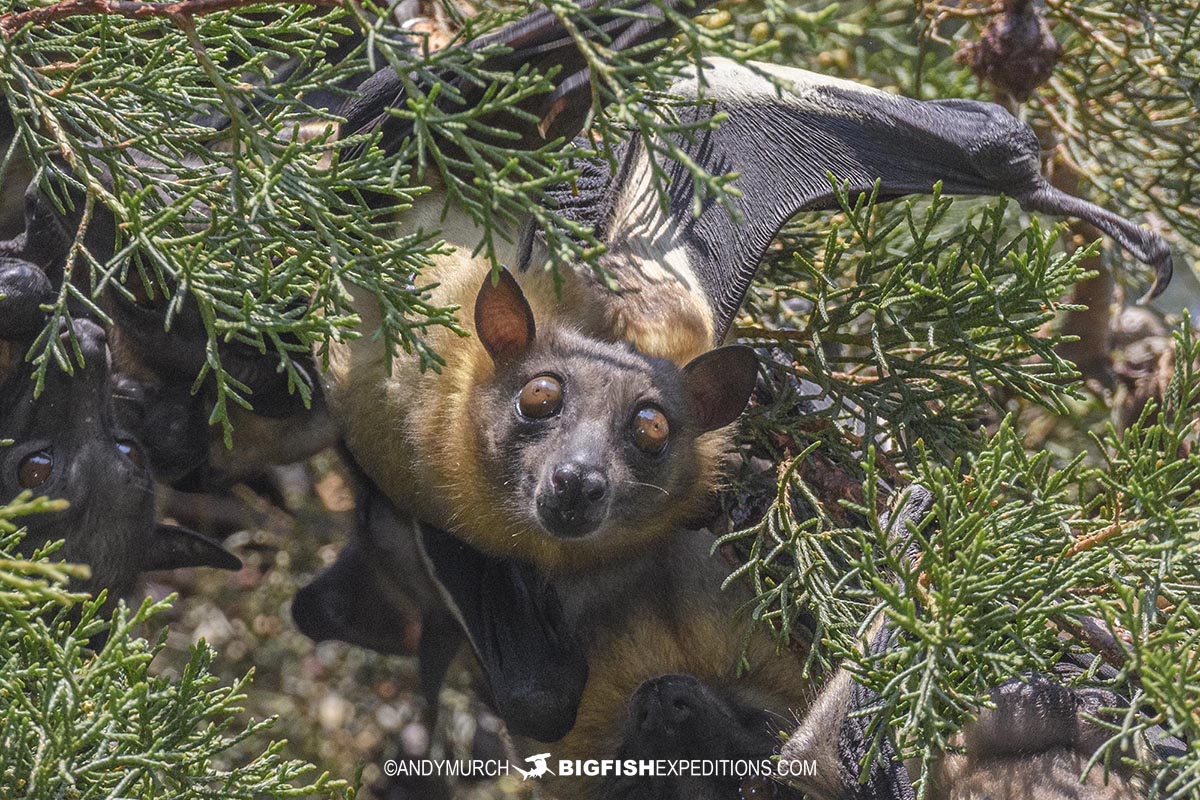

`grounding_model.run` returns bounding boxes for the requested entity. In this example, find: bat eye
[116,439,145,469]
[631,406,669,454]
[739,776,777,799]
[518,375,563,419]
[18,449,53,489]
